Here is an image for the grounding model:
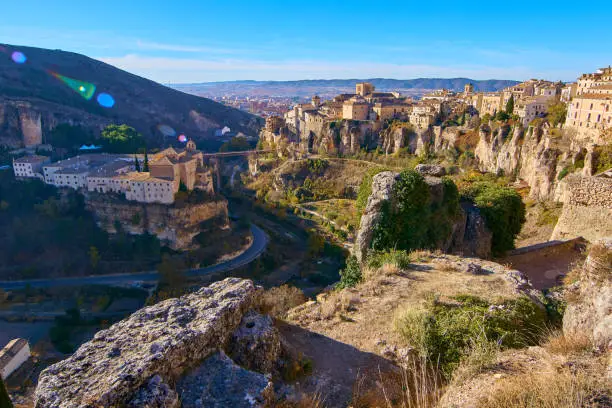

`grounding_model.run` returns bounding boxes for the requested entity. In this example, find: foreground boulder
[35,278,260,408]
